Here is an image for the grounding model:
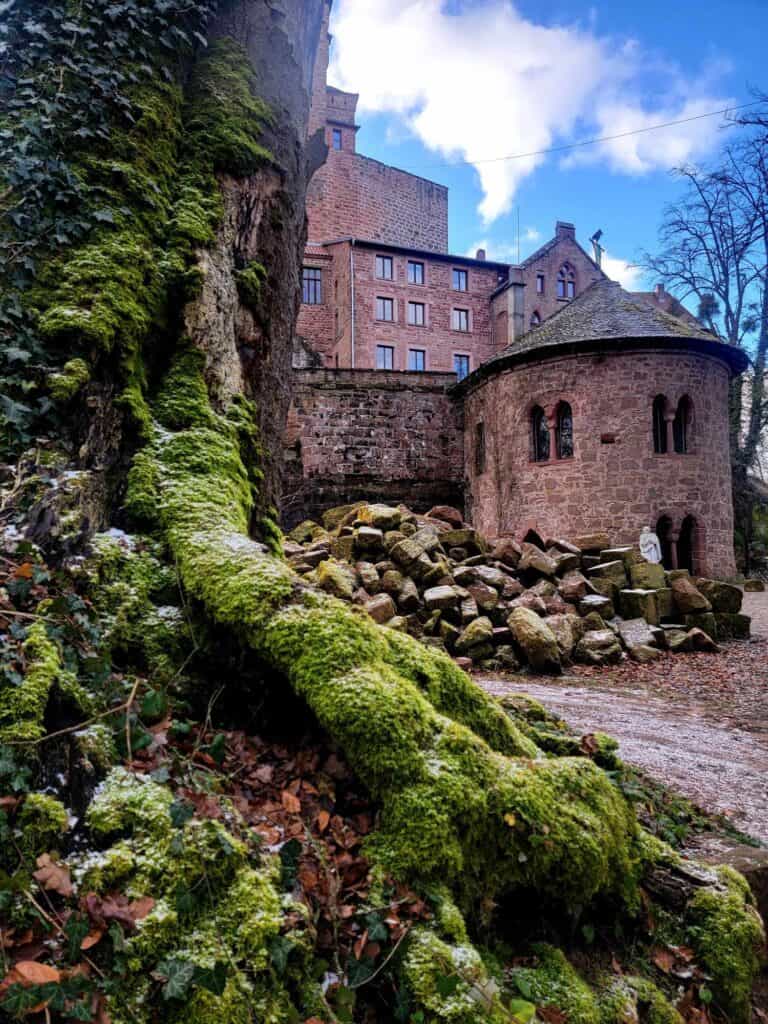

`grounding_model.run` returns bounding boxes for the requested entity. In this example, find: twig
[5,677,142,747]
[23,891,104,979]
[348,923,412,989]
[124,677,140,764]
